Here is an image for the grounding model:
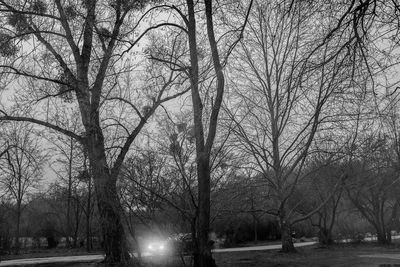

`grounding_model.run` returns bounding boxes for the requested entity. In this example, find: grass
[3,243,400,266]
[130,243,400,267]
[213,243,400,267]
